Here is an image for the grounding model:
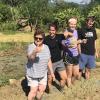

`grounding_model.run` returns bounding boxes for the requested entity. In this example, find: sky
[64,0,91,4]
